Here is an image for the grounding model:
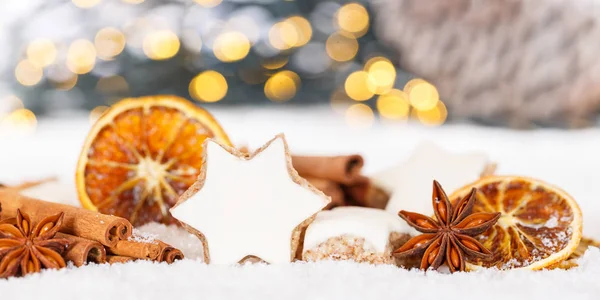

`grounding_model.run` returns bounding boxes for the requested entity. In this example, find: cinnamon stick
[344,178,391,209]
[292,155,364,185]
[304,177,345,209]
[0,189,132,247]
[107,240,161,260]
[56,233,106,266]
[106,255,137,264]
[156,241,184,263]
